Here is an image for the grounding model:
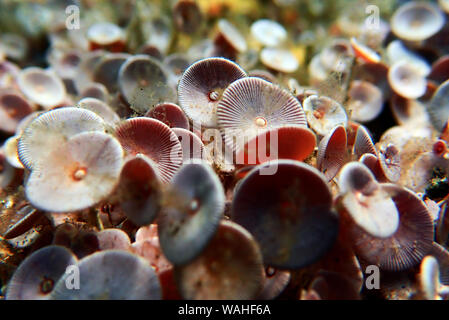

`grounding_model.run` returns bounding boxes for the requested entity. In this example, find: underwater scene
[0,0,449,301]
